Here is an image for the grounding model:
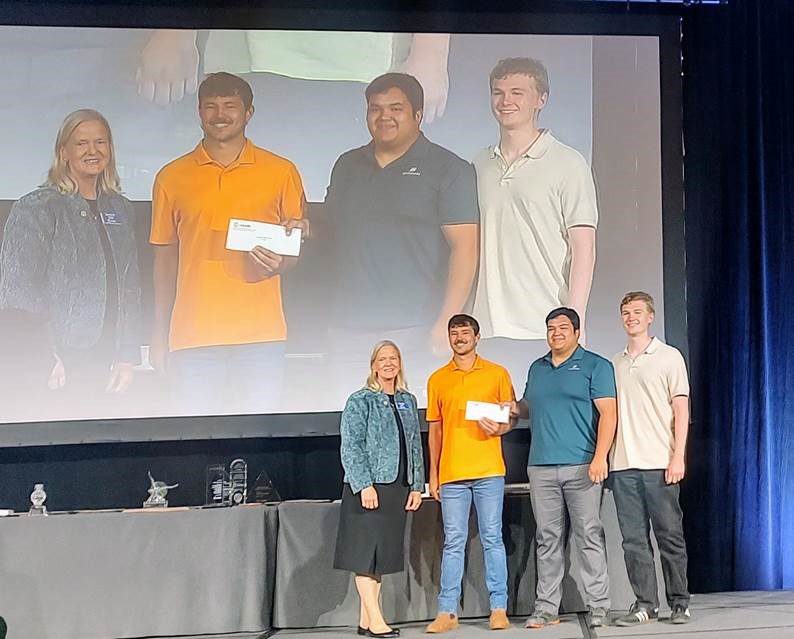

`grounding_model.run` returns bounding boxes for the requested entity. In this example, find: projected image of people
[0,27,666,426]
[474,57,598,380]
[138,29,449,117]
[323,72,479,401]
[0,109,141,420]
[137,30,451,201]
[149,72,307,416]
